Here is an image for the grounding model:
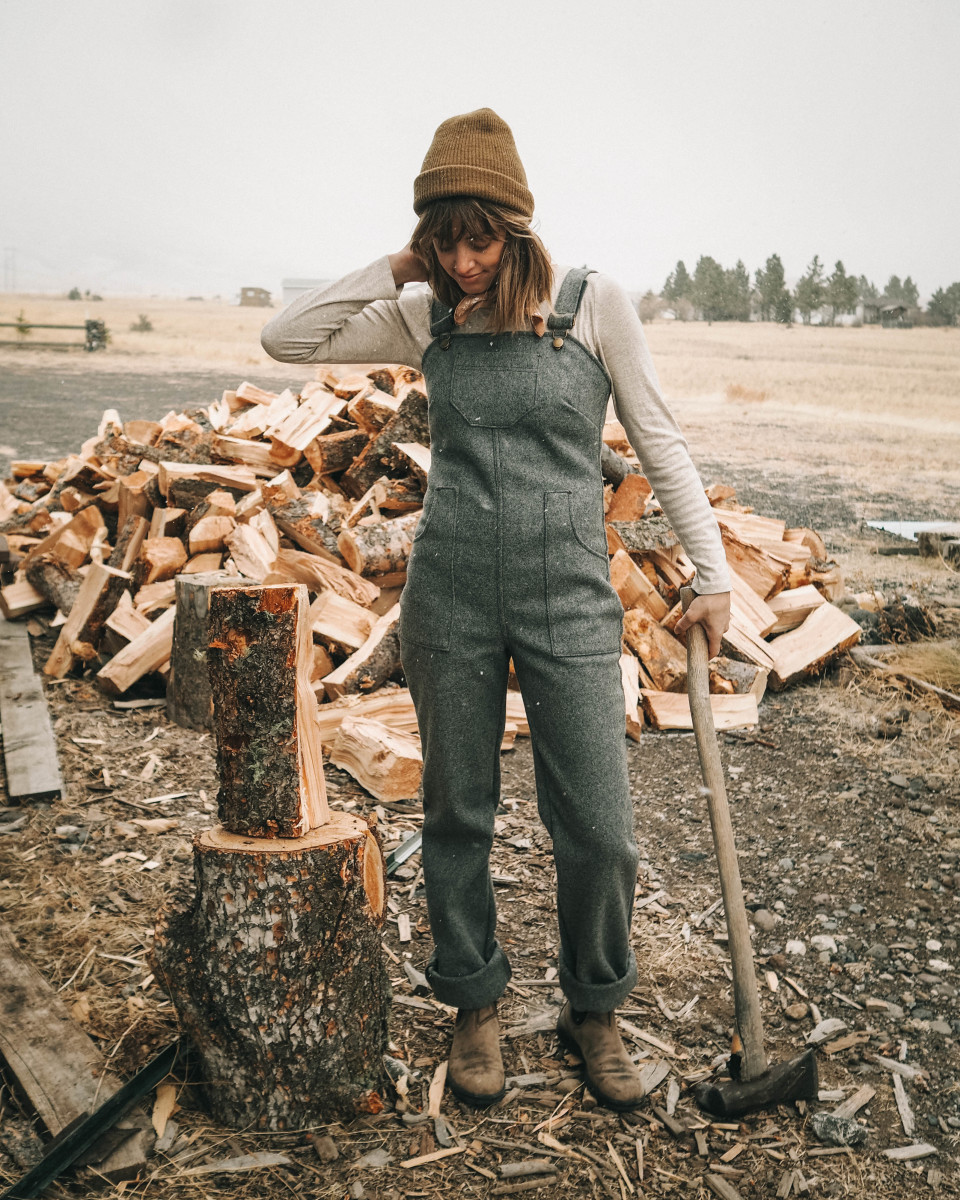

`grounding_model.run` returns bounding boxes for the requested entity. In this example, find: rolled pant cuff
[559,951,638,1013]
[425,944,512,1010]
